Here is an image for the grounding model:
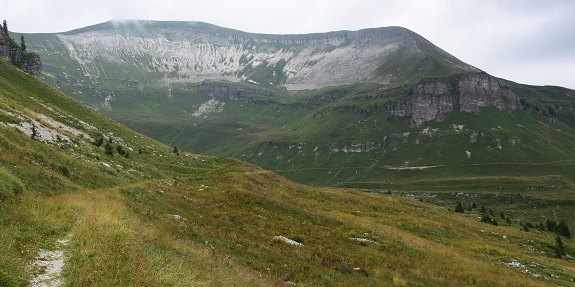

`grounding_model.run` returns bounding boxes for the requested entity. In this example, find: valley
[1,20,575,286]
